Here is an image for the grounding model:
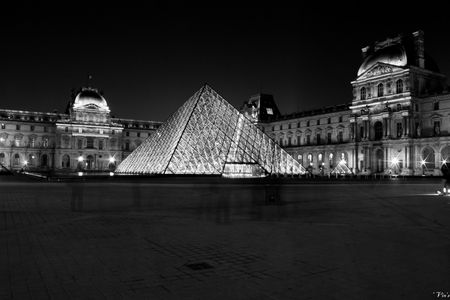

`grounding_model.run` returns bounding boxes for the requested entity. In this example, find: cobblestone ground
[1,177,450,299]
